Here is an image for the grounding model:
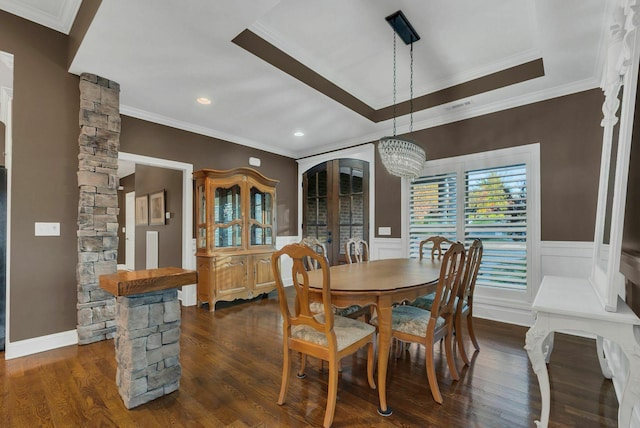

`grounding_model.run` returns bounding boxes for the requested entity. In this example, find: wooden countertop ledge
[100,267,197,297]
